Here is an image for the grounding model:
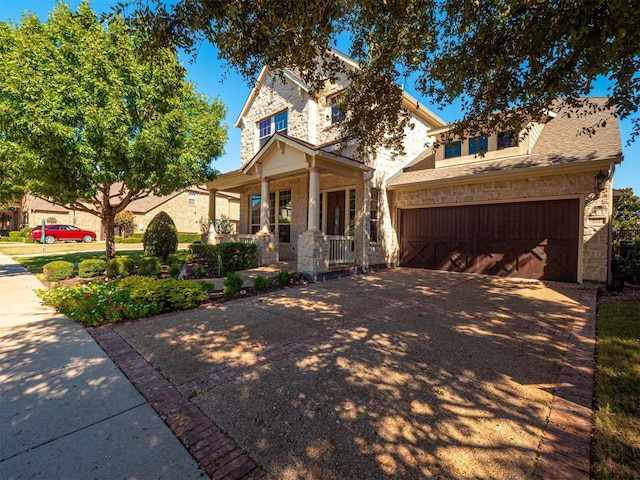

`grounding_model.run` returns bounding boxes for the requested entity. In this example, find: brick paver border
[89,275,598,480]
